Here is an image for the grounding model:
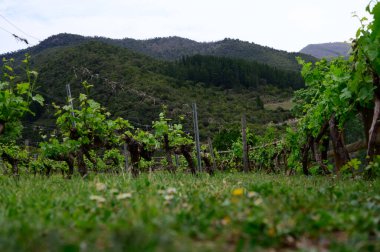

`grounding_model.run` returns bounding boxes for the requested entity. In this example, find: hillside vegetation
[2,41,298,143]
[164,55,304,90]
